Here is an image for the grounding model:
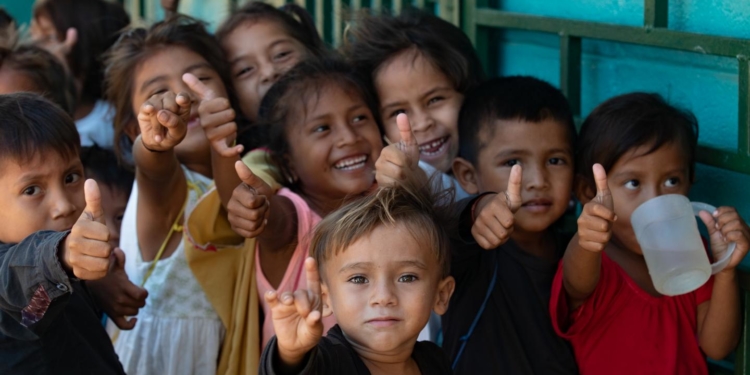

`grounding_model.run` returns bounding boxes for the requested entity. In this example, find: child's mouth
[187,115,200,129]
[522,198,553,213]
[333,154,368,171]
[366,317,401,328]
[418,136,450,159]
